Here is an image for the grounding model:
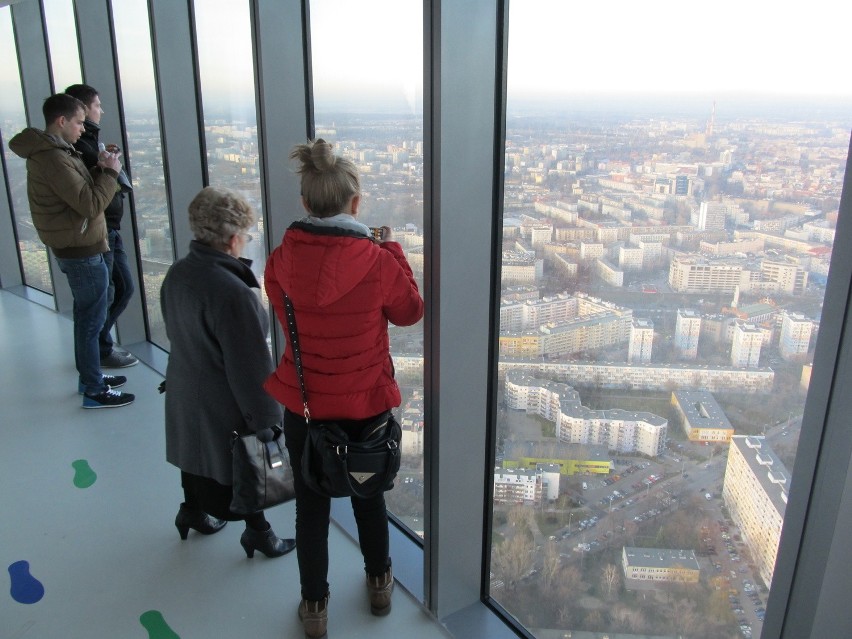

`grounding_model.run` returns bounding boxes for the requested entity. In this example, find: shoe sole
[82,397,135,409]
[82,401,134,408]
